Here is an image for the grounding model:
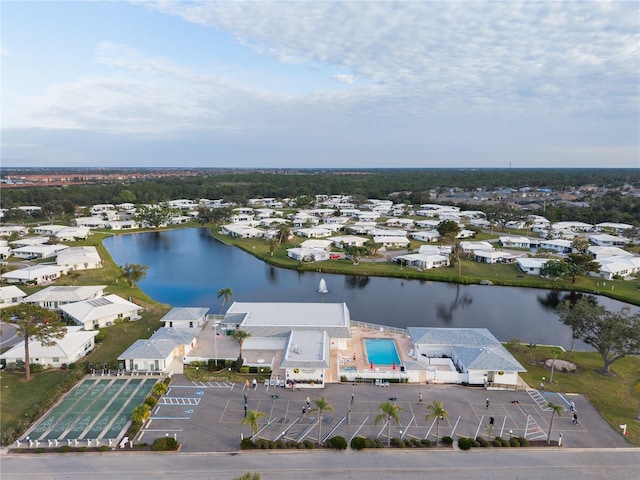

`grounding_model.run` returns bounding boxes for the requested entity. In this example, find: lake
[103,228,634,350]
